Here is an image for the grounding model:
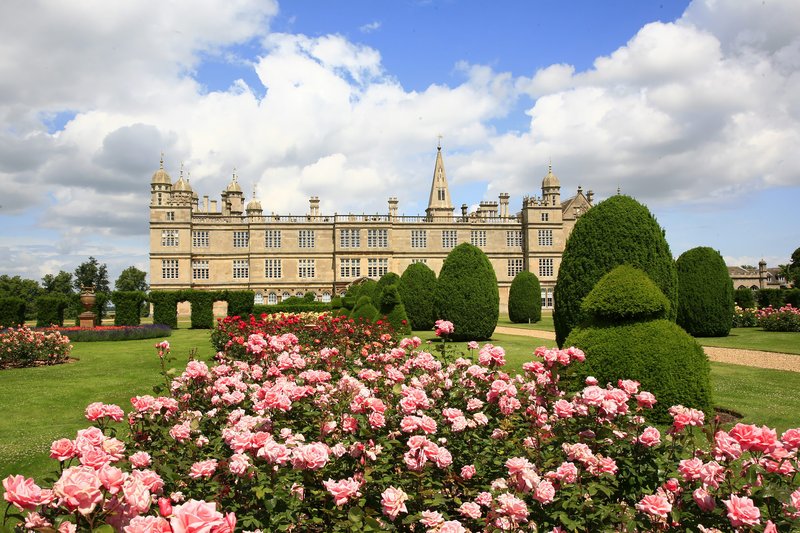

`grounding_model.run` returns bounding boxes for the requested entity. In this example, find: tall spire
[426,140,454,219]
